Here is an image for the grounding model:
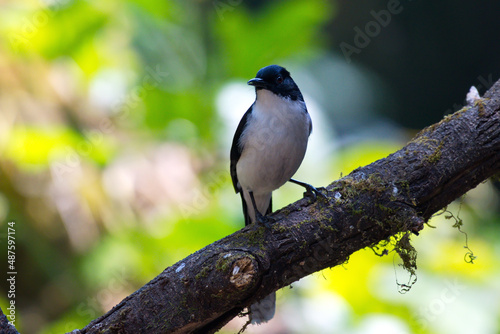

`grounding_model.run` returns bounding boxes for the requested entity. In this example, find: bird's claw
[289,179,327,203]
[303,184,327,202]
[255,212,274,228]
